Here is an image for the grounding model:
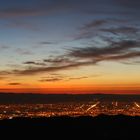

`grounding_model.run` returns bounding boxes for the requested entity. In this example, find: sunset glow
[0,0,140,94]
